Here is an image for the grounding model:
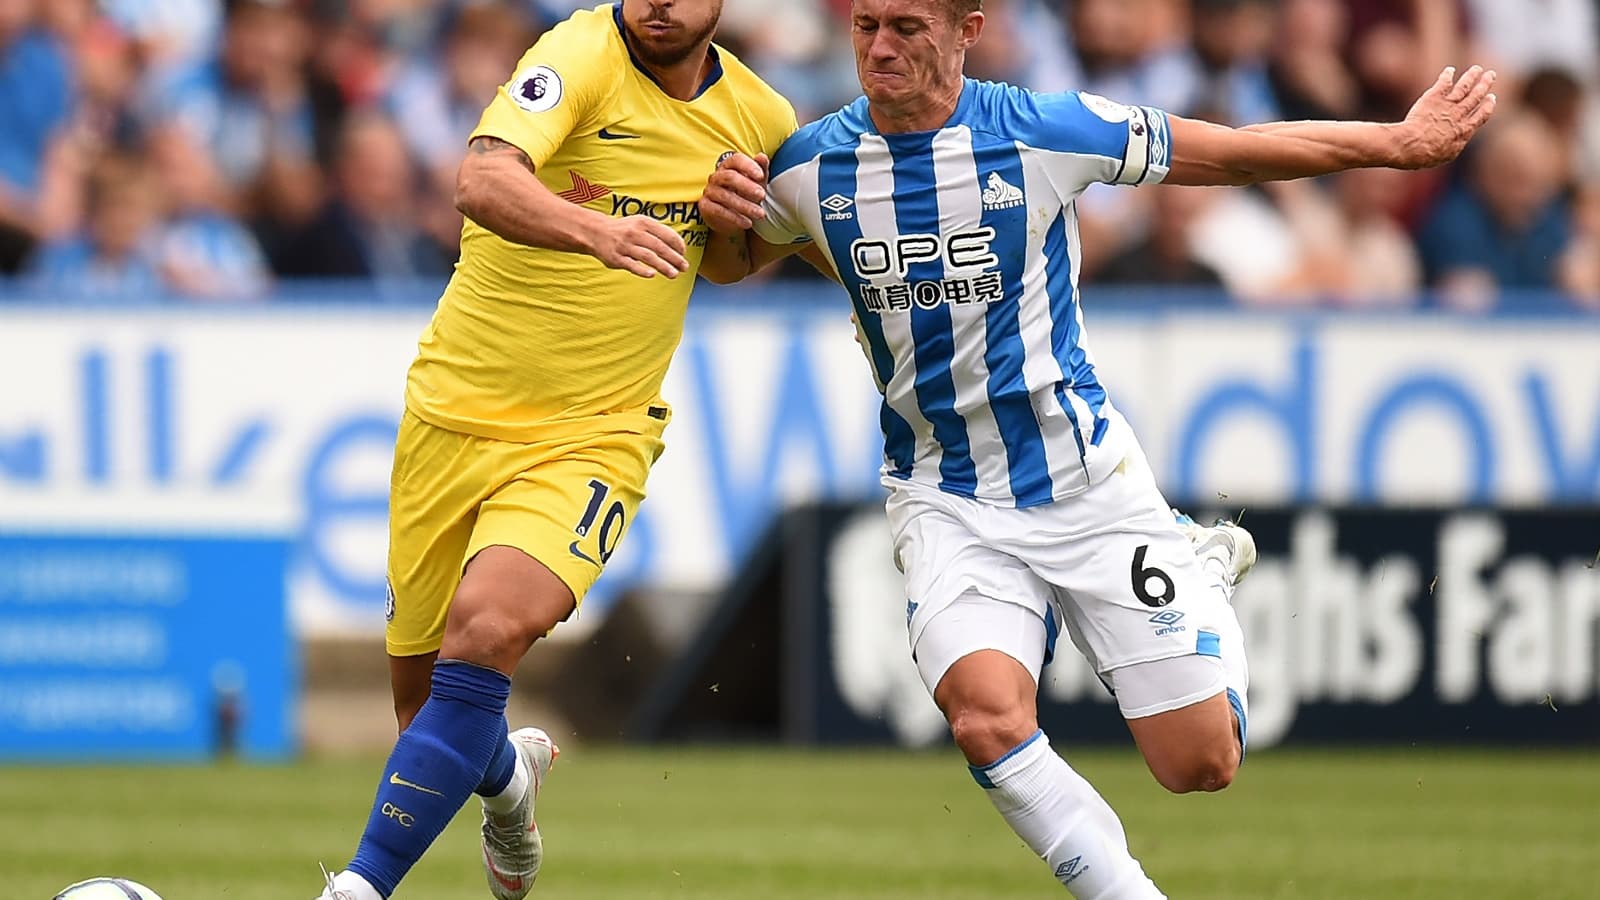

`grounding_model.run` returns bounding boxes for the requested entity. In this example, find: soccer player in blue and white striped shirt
[700,1,1496,895]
